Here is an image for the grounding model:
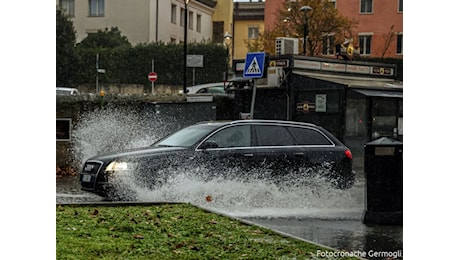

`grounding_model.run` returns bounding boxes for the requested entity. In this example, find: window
[155,124,218,148]
[398,0,403,12]
[188,11,194,30]
[288,127,332,145]
[197,86,225,94]
[248,26,259,39]
[213,21,224,42]
[327,0,336,9]
[170,38,176,43]
[171,4,177,24]
[396,34,403,55]
[207,126,251,148]
[359,35,372,55]
[197,14,202,33]
[180,8,185,27]
[89,0,104,17]
[371,99,398,138]
[255,126,296,146]
[360,0,373,13]
[60,0,75,17]
[322,35,335,55]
